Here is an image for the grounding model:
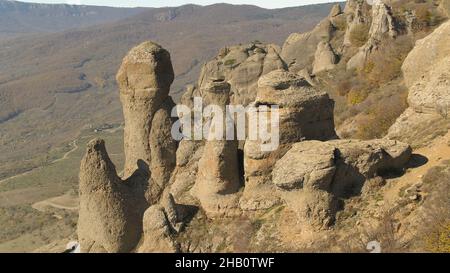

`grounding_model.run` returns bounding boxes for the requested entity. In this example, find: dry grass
[349,24,370,47]
[416,161,450,253]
